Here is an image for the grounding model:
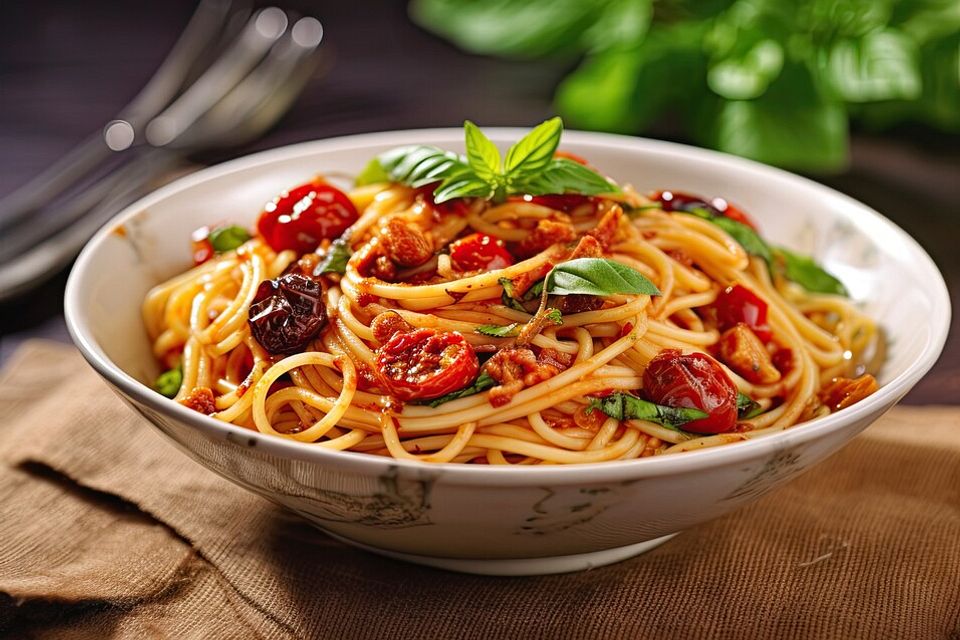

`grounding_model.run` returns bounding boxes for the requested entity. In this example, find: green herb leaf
[827,29,921,103]
[476,322,522,338]
[504,116,563,178]
[315,238,352,275]
[511,158,619,197]
[208,225,251,253]
[709,216,773,262]
[433,169,496,203]
[546,258,660,297]
[376,144,474,189]
[773,247,848,296]
[708,38,784,101]
[423,371,497,407]
[737,391,764,419]
[154,366,183,399]
[355,157,390,186]
[587,392,707,429]
[544,308,563,325]
[464,120,502,180]
[409,0,599,58]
